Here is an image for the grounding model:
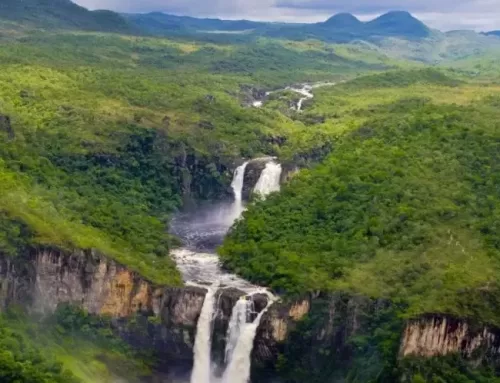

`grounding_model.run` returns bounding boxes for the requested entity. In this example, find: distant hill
[126,11,431,42]
[124,12,265,36]
[0,0,134,33]
[364,11,429,38]
[323,13,363,29]
[484,31,500,37]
